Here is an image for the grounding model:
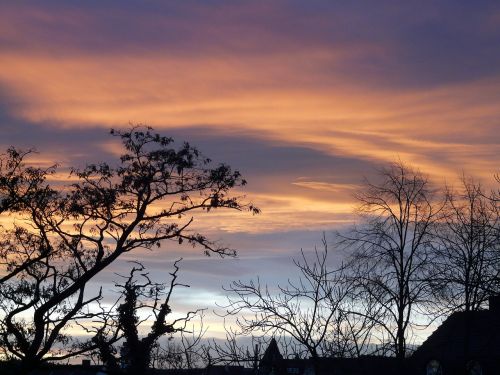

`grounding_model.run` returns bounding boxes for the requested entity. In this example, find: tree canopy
[0,127,257,373]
